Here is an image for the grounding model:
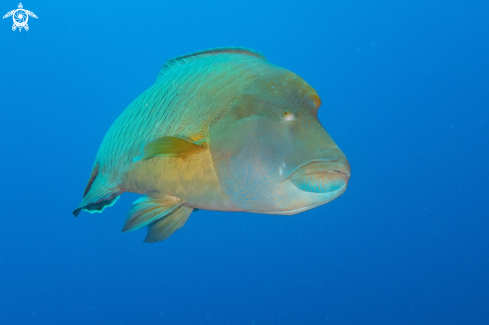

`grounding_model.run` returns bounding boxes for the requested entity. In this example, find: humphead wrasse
[73,48,351,242]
